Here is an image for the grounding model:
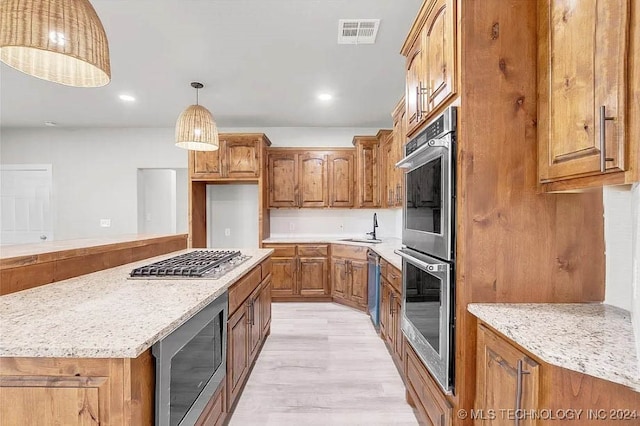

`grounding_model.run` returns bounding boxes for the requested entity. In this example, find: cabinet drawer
[263,244,296,257]
[298,245,328,257]
[385,264,402,295]
[405,343,452,426]
[260,258,272,279]
[331,244,368,260]
[228,266,261,315]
